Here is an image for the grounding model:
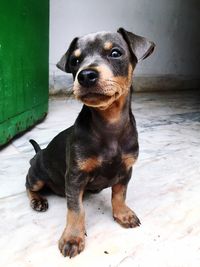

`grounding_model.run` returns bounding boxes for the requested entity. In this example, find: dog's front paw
[59,234,85,258]
[113,205,141,228]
